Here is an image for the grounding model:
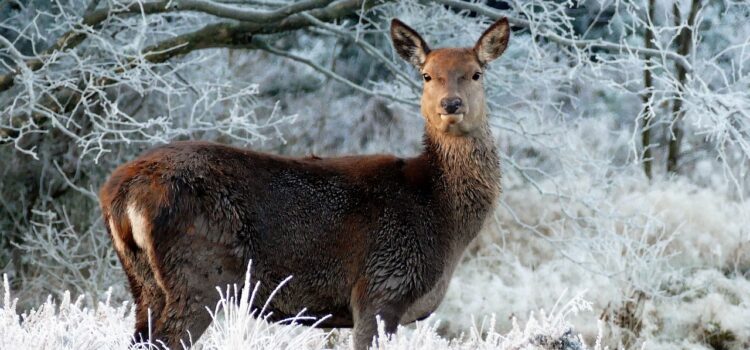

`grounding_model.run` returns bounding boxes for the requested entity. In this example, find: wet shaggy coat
[100,127,500,348]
